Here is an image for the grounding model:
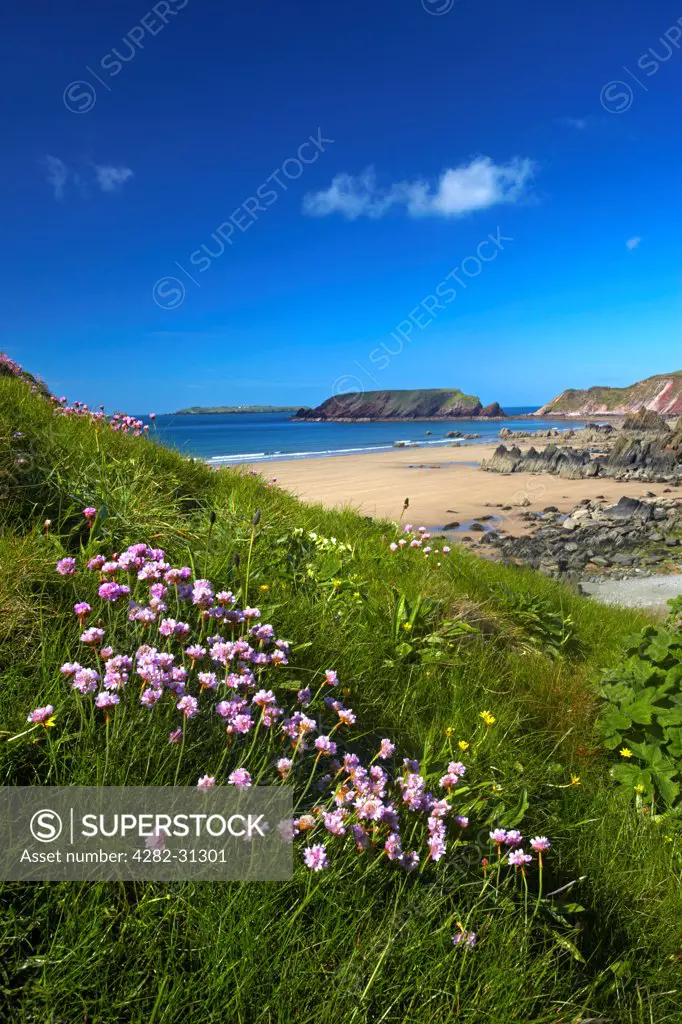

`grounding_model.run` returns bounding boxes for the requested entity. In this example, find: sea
[142,408,586,466]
